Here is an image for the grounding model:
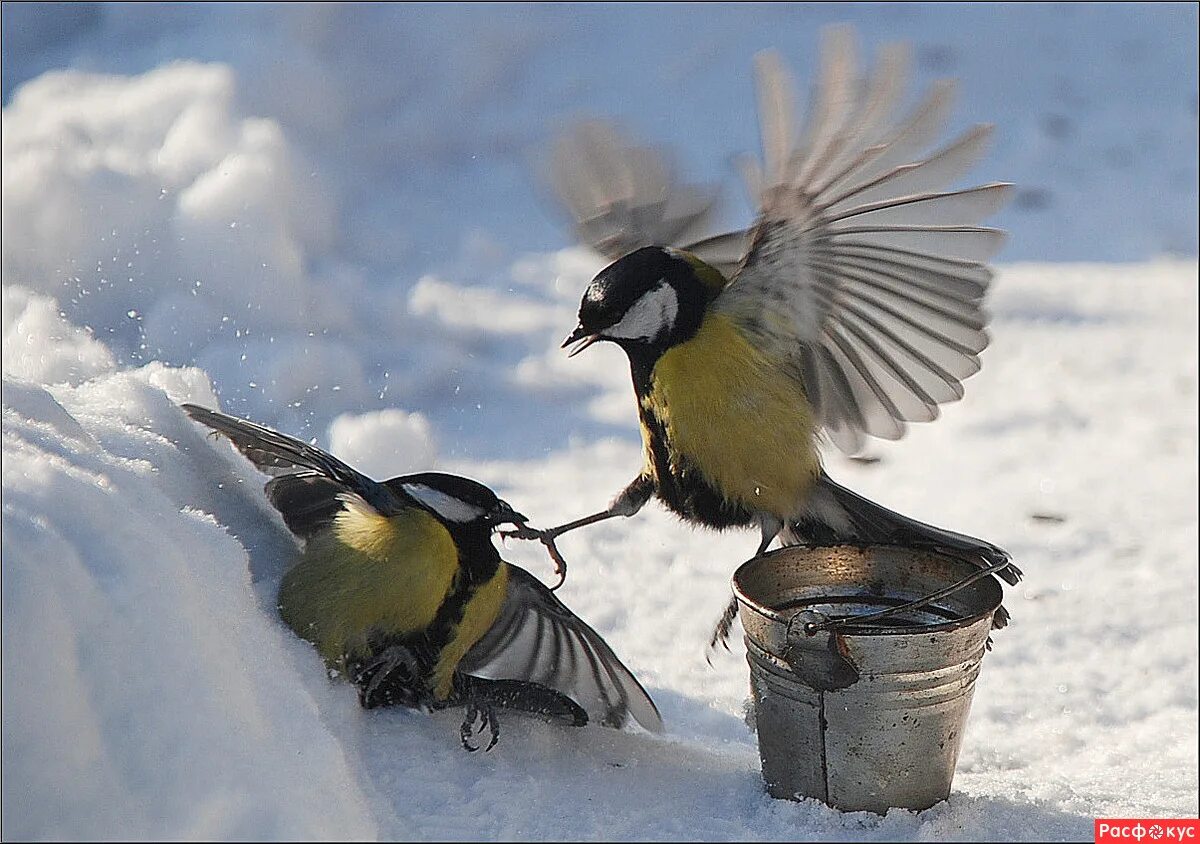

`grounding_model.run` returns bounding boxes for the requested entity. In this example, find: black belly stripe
[358,531,500,698]
[627,344,756,529]
[421,533,500,664]
[636,392,756,531]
